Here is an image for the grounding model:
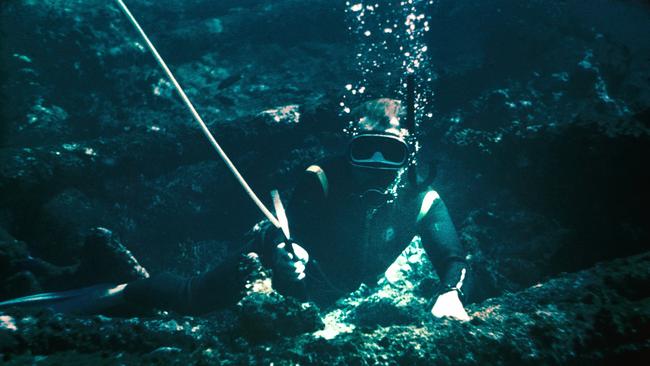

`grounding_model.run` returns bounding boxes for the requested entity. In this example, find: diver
[0,98,470,321]
[267,97,471,321]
